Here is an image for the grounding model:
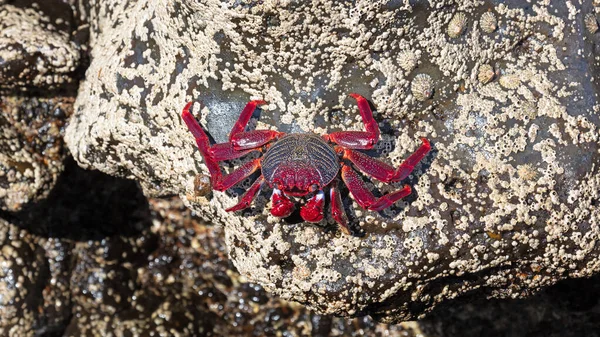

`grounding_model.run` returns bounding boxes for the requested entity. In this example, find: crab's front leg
[341,164,412,211]
[330,183,350,234]
[300,190,325,223]
[226,175,265,212]
[324,93,380,150]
